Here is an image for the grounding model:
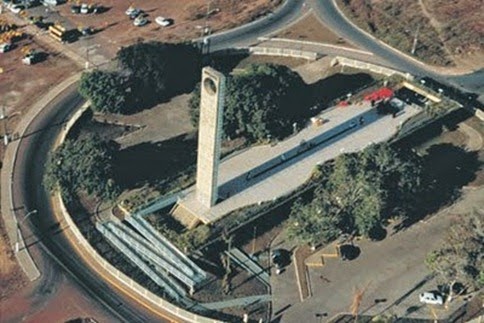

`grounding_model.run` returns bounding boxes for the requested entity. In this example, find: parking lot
[3,0,282,57]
